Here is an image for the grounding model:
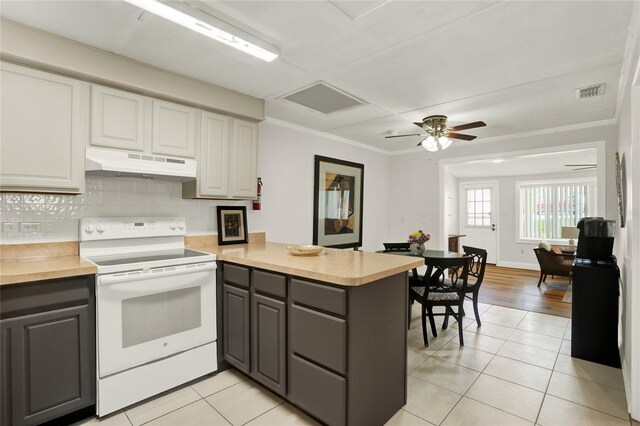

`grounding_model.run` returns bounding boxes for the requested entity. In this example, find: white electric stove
[79,217,217,416]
